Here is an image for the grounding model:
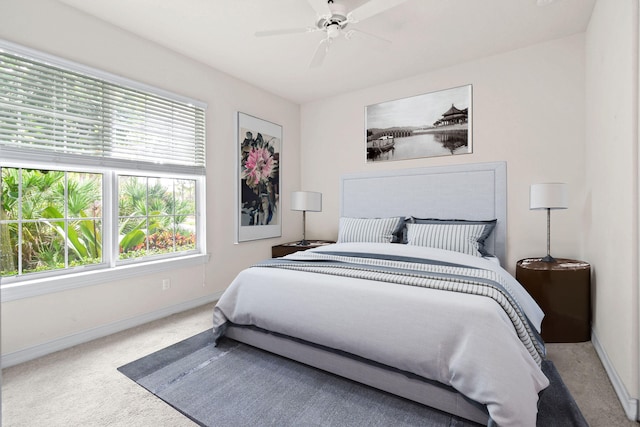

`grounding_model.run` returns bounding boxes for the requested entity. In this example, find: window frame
[115,174,201,265]
[0,40,208,302]
[1,165,108,278]
[0,160,208,302]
